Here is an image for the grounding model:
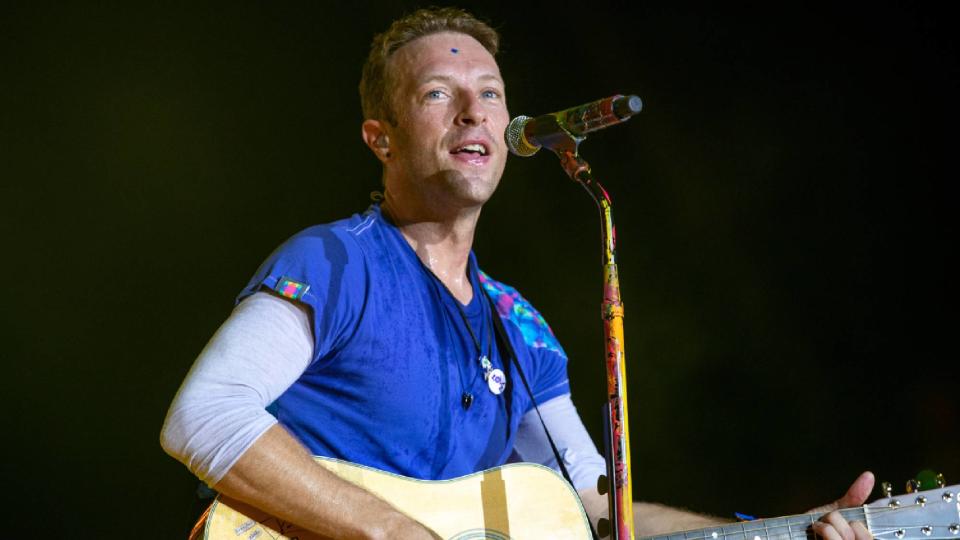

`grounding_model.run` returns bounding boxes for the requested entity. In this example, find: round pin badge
[487,368,507,395]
